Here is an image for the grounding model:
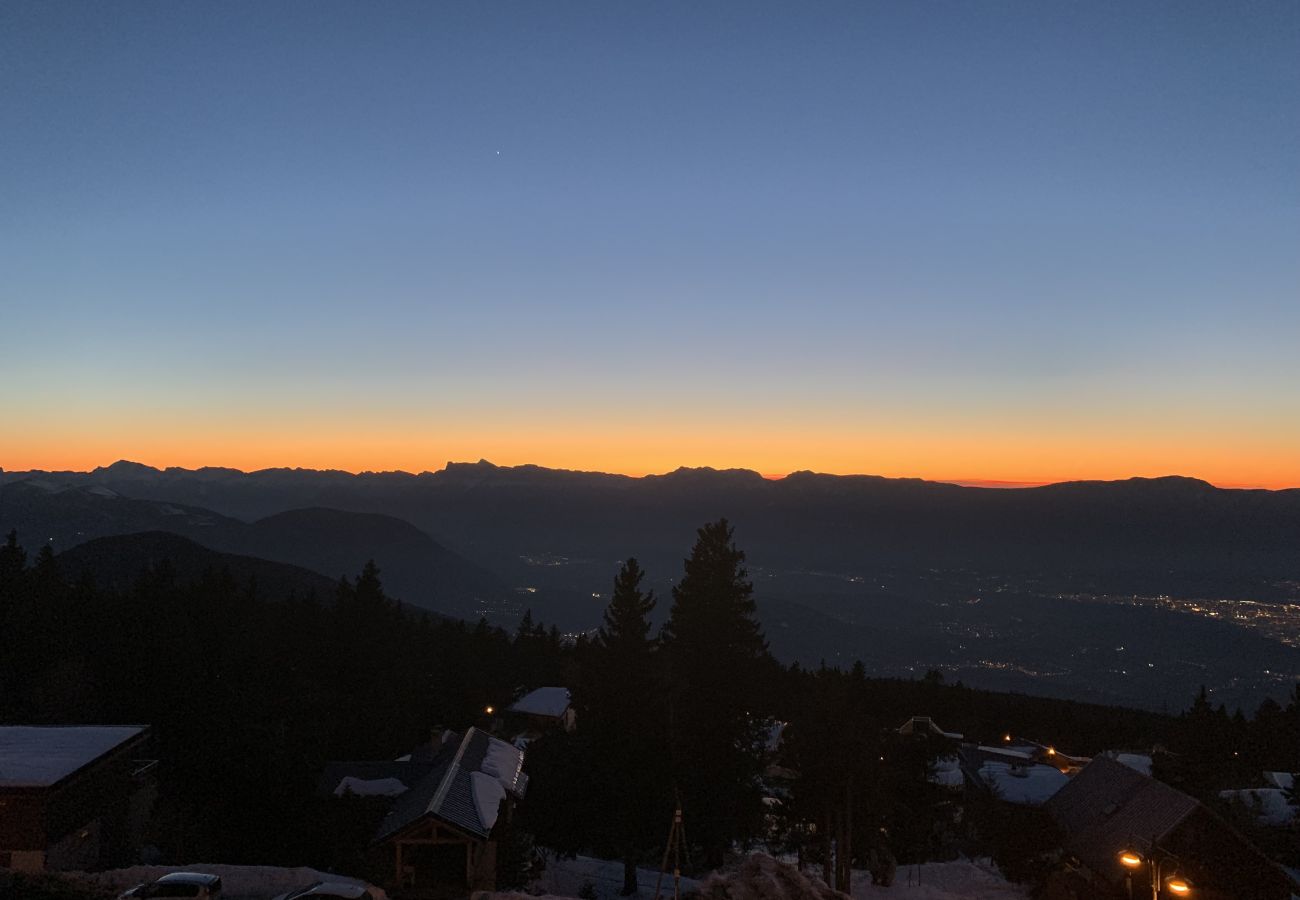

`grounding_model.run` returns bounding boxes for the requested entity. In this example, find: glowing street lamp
[1117,848,1193,899]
